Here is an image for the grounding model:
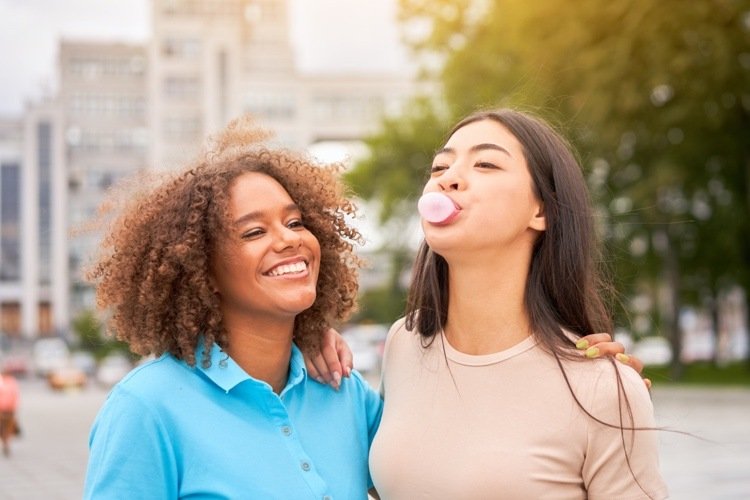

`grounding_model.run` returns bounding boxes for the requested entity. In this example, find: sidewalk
[651,386,750,499]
